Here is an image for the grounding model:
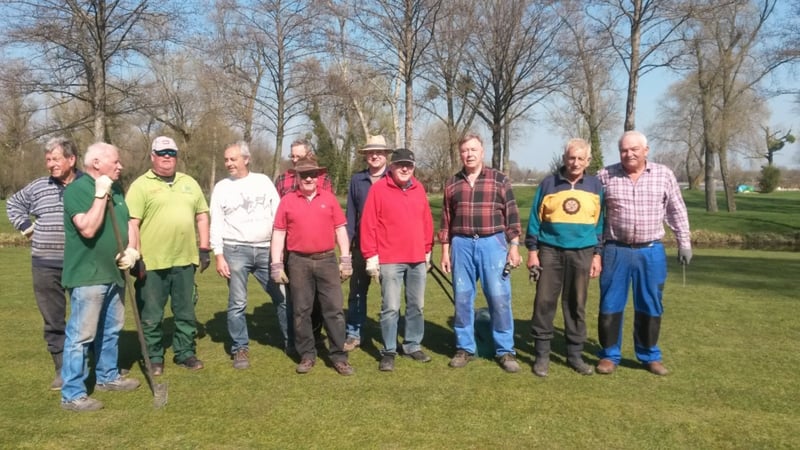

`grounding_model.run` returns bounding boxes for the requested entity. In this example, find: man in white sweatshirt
[210,141,284,369]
